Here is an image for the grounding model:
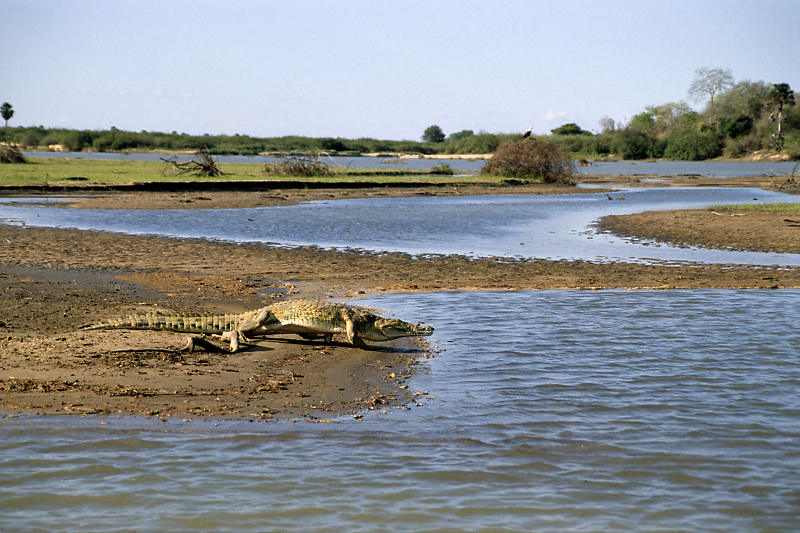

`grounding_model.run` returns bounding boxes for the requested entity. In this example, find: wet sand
[1,178,799,420]
[599,208,800,254]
